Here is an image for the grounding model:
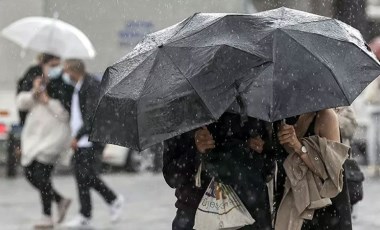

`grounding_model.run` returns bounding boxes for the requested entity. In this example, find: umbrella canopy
[90,13,267,150]
[230,7,380,121]
[91,8,380,150]
[1,17,95,59]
